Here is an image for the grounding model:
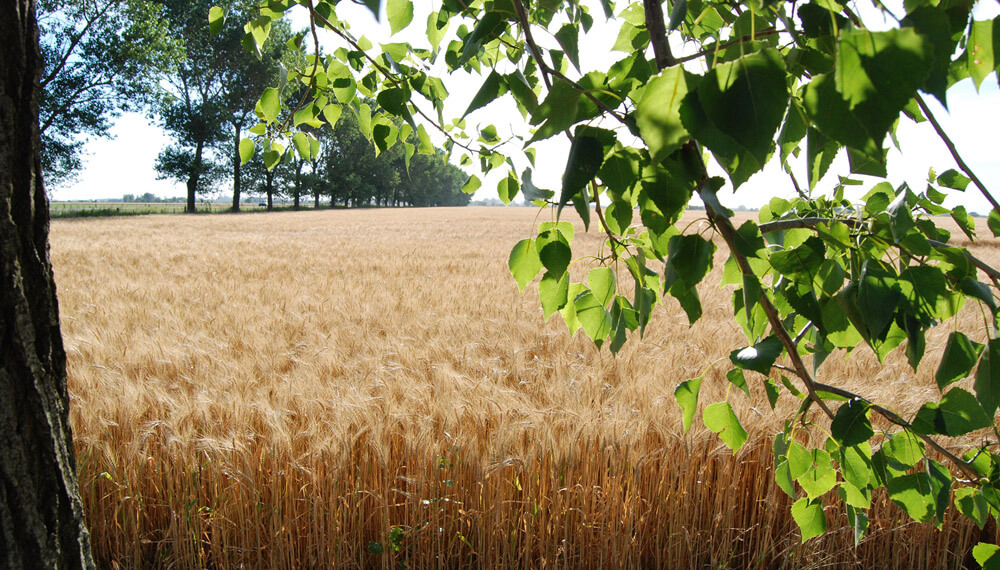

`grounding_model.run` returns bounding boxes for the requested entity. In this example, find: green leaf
[664,234,715,290]
[703,401,748,452]
[497,174,519,205]
[975,339,1000,417]
[238,137,254,165]
[387,0,413,35]
[538,221,575,242]
[797,449,837,500]
[554,24,580,72]
[360,0,380,19]
[536,229,571,278]
[560,282,585,336]
[674,376,702,433]
[263,148,281,170]
[292,131,311,160]
[840,443,873,490]
[834,28,933,151]
[588,267,616,307]
[831,399,874,446]
[926,458,951,526]
[528,80,580,143]
[763,377,780,409]
[509,239,542,292]
[322,104,343,129]
[558,135,603,217]
[680,49,788,186]
[208,6,225,36]
[913,388,993,438]
[846,504,869,546]
[857,263,901,340]
[461,175,481,194]
[463,71,506,118]
[730,336,783,376]
[990,210,1000,237]
[961,279,998,314]
[791,498,826,542]
[968,19,997,90]
[726,368,750,398]
[887,472,935,523]
[973,543,1000,568]
[539,271,569,320]
[635,67,695,163]
[769,236,825,284]
[938,168,971,191]
[667,0,687,30]
[883,431,924,470]
[260,87,280,123]
[936,332,985,390]
[575,290,612,343]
